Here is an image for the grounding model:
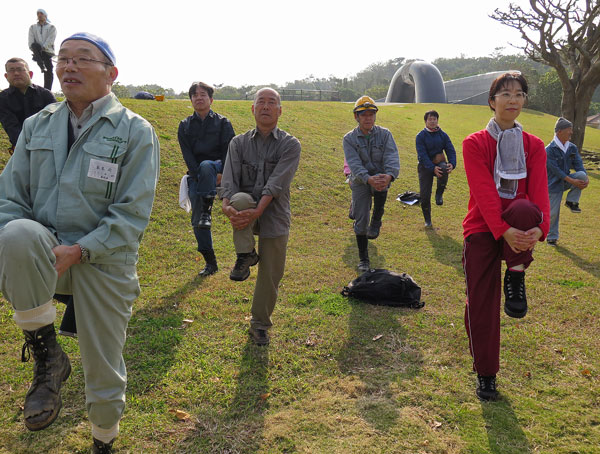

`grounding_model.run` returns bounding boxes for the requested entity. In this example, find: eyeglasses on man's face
[6,67,28,74]
[54,56,113,68]
[494,92,528,102]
